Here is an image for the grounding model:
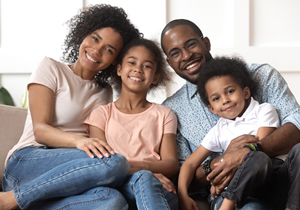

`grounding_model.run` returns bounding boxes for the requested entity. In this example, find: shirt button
[213,120,217,124]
